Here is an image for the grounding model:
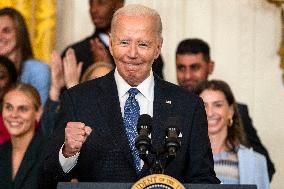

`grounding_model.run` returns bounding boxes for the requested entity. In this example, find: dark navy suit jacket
[39,71,220,188]
[0,130,45,189]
